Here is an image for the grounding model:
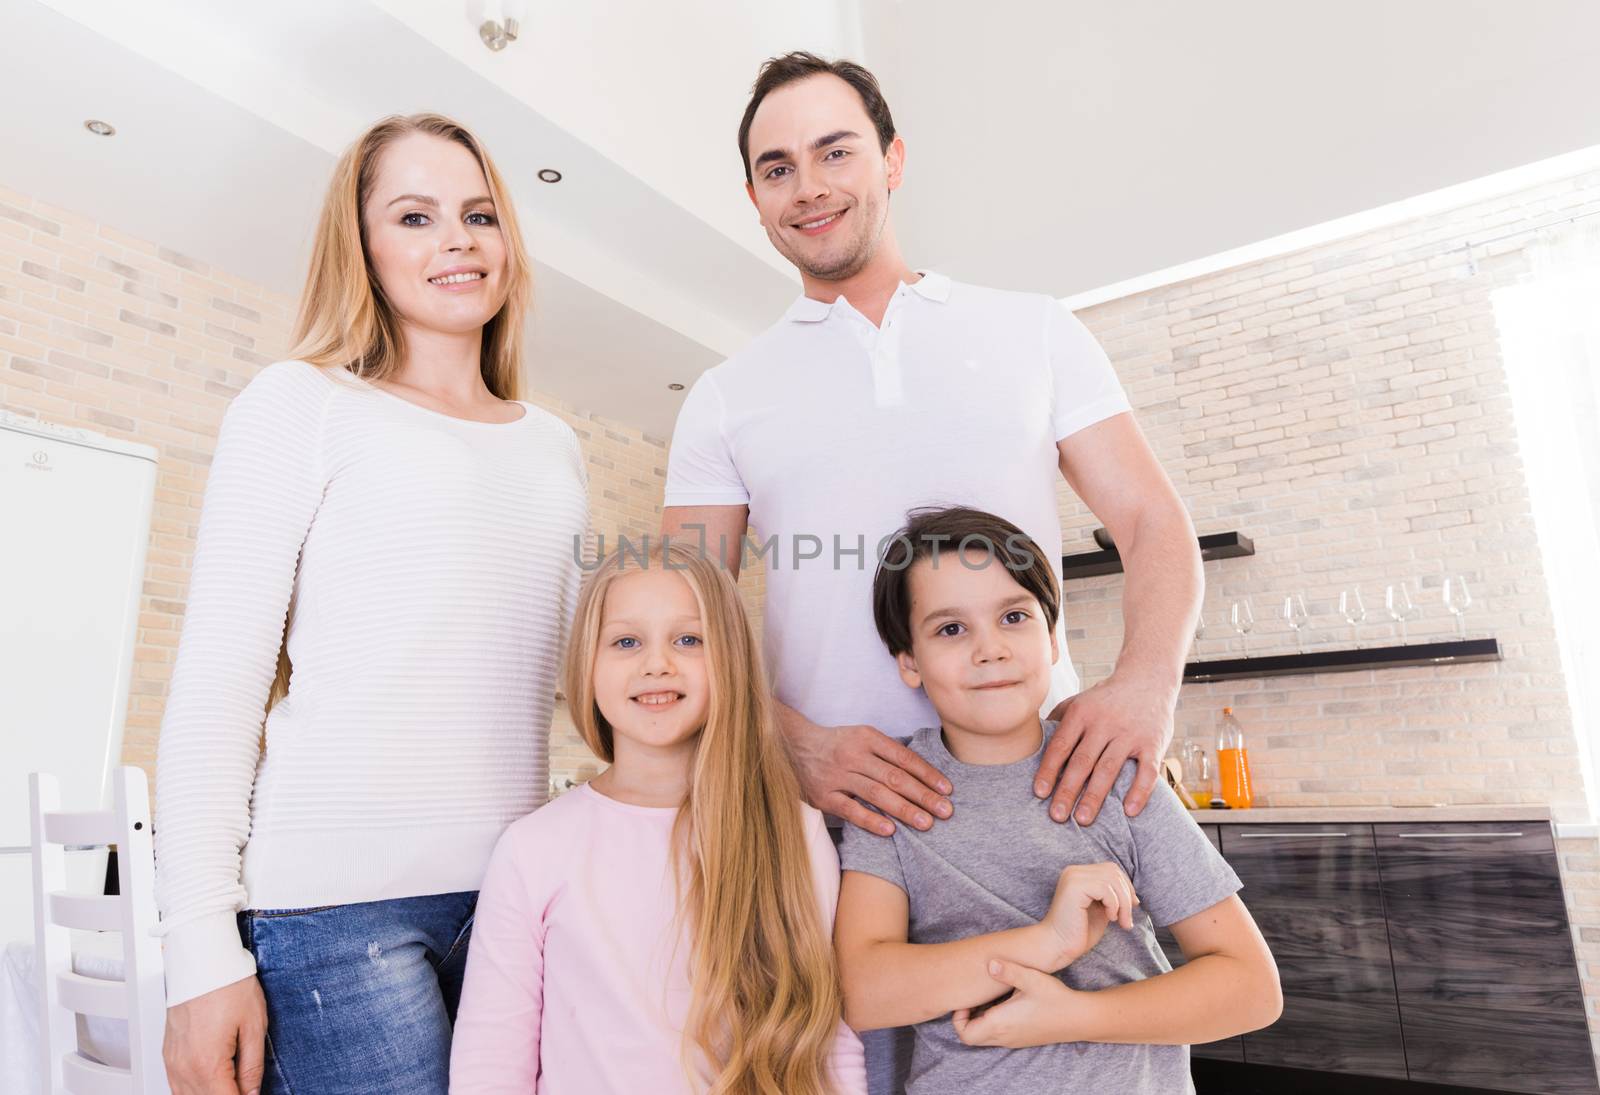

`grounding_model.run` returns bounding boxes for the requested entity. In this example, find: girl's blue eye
[676,634,703,648]
[466,211,496,226]
[613,637,638,649]
[401,212,430,226]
